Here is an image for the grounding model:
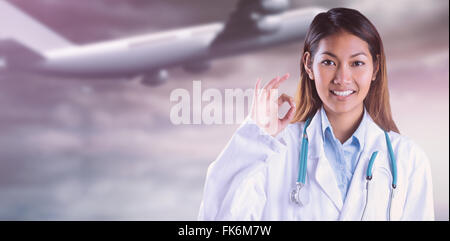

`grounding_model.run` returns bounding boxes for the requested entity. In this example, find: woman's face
[304,31,378,116]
